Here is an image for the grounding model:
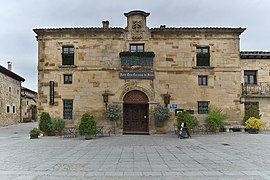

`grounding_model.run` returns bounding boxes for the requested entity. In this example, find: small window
[63,99,73,120]
[27,101,28,105]
[13,106,15,113]
[196,47,210,66]
[9,87,11,92]
[198,76,208,86]
[64,74,72,84]
[198,101,209,114]
[130,44,144,52]
[7,106,10,113]
[62,46,74,65]
[244,70,257,84]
